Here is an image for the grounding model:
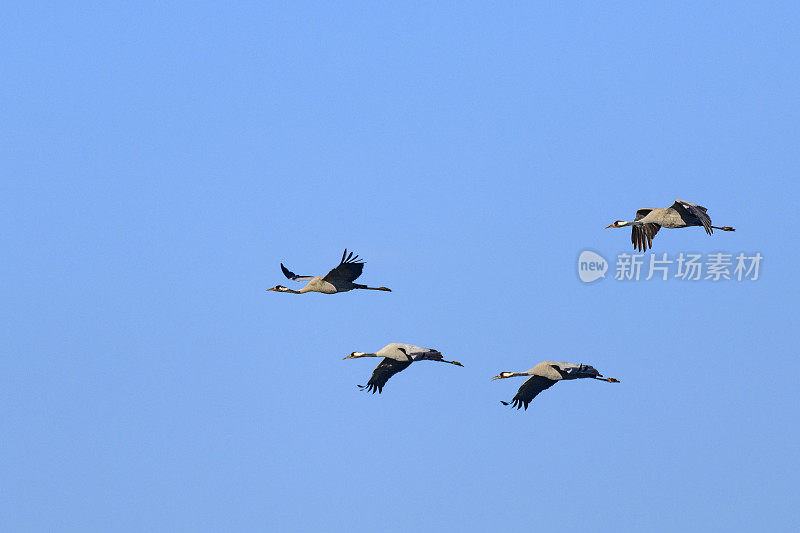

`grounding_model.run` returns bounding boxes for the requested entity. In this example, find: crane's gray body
[527,361,602,381]
[637,207,694,229]
[297,276,347,294]
[636,200,709,229]
[363,343,444,362]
